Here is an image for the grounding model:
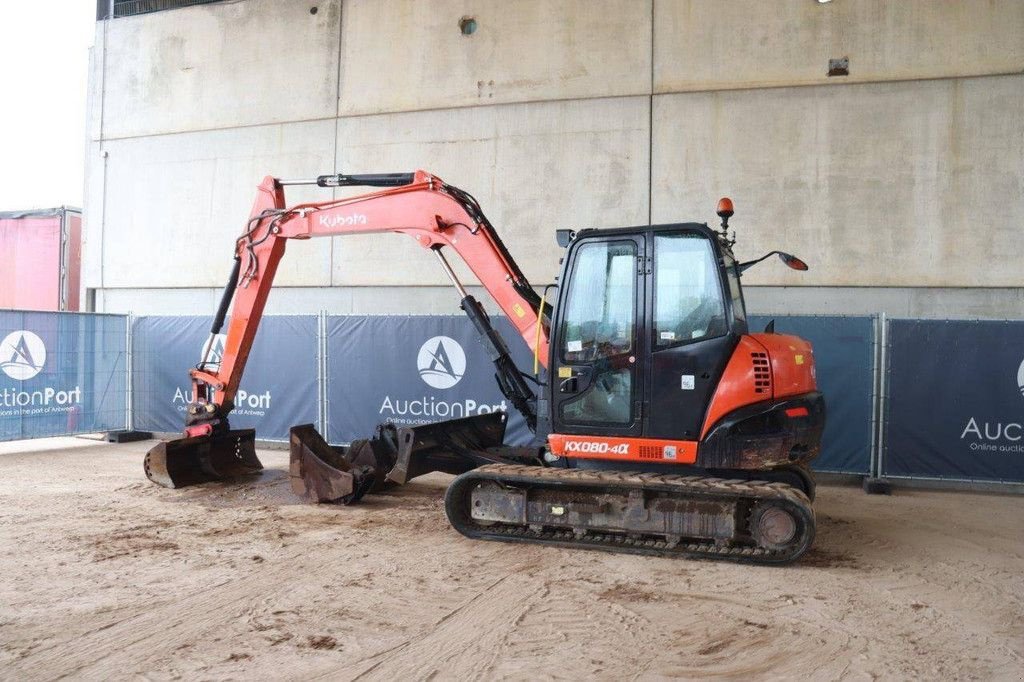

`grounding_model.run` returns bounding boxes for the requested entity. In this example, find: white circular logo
[201,333,227,371]
[1017,358,1024,398]
[0,330,47,380]
[417,335,466,389]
